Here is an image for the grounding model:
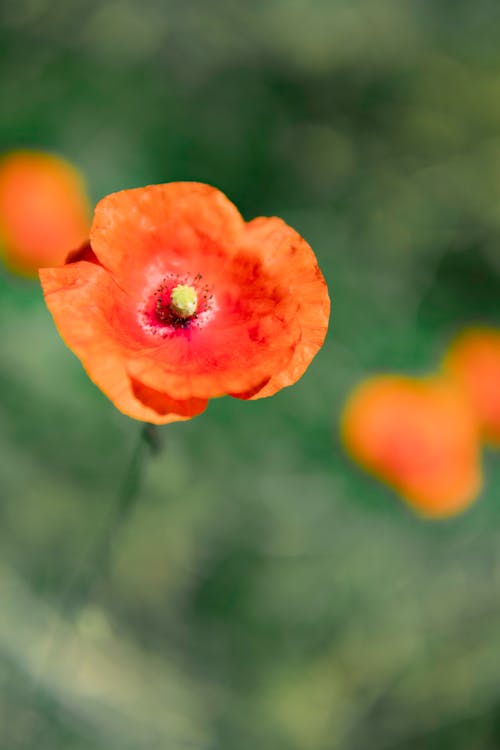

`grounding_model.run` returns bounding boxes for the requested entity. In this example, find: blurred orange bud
[444,328,500,446]
[341,375,482,518]
[0,150,90,276]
